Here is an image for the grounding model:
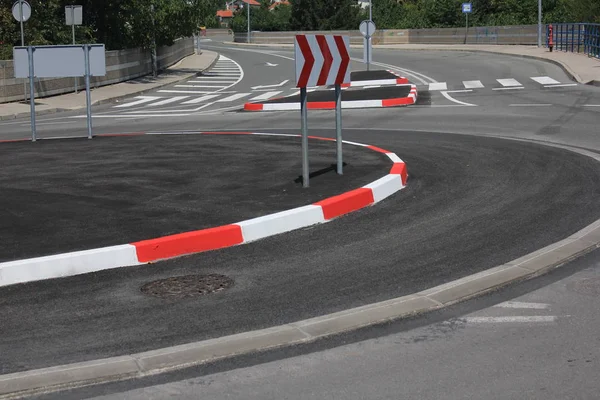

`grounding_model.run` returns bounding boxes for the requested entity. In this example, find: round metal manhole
[141,274,234,300]
[567,277,600,297]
